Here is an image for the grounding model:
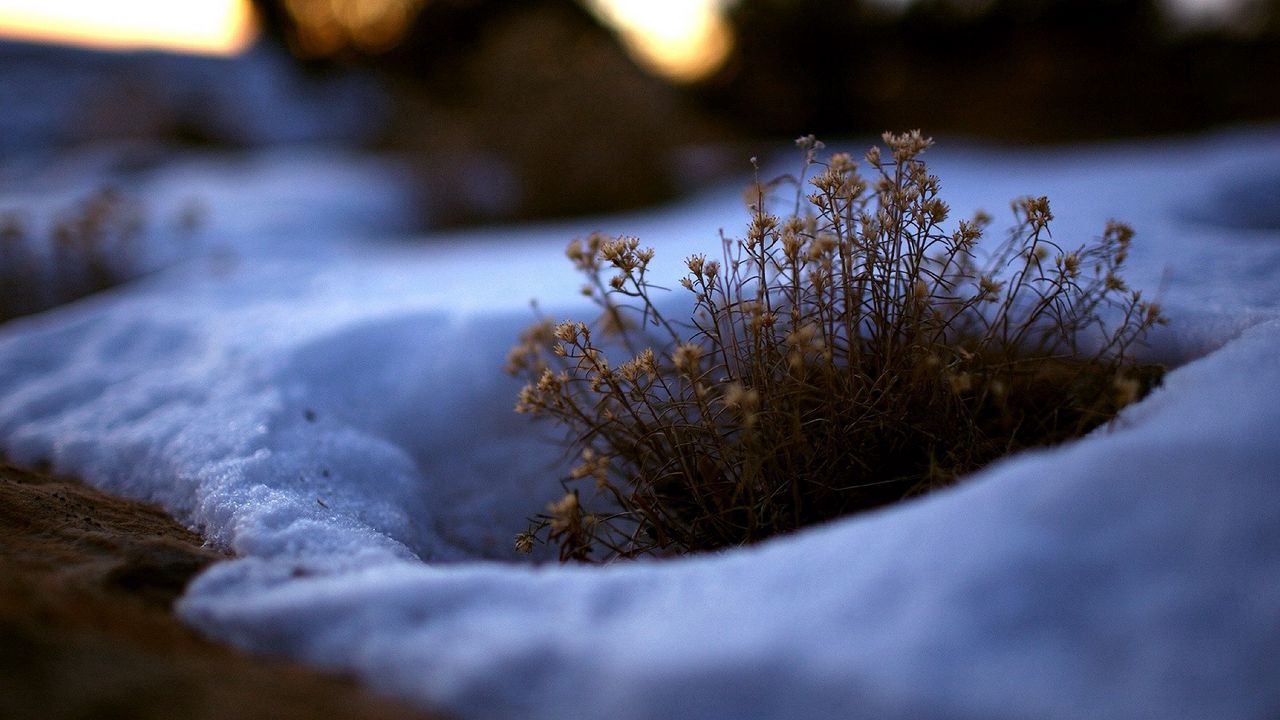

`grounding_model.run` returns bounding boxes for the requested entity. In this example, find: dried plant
[508,132,1166,562]
[1,188,149,322]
